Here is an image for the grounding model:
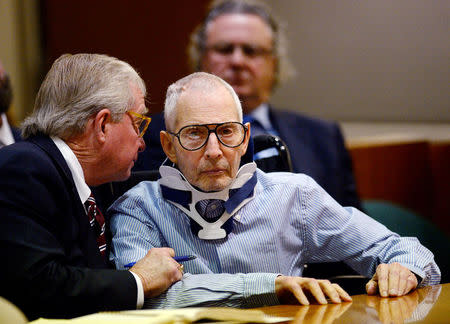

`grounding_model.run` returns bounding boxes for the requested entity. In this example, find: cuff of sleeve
[243,273,280,308]
[130,271,144,309]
